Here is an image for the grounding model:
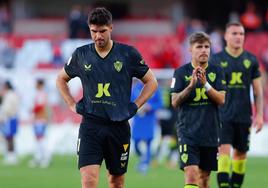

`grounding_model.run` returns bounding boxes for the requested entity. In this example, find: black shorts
[178,143,218,171]
[77,116,131,175]
[219,122,251,152]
